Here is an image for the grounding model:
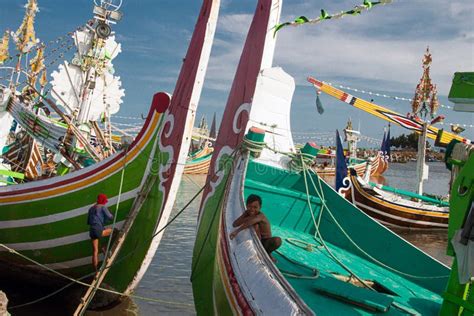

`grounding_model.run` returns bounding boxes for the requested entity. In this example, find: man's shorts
[89,225,103,239]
